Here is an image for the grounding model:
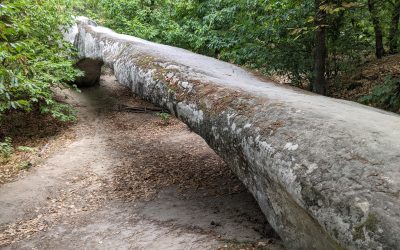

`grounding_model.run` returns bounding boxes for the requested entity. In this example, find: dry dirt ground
[0,74,283,250]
